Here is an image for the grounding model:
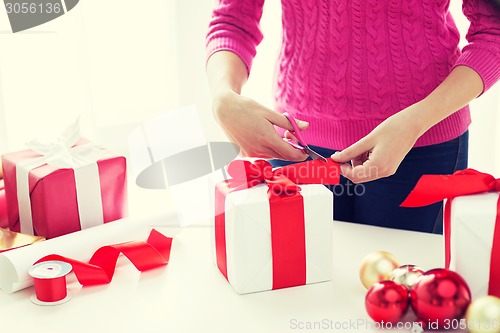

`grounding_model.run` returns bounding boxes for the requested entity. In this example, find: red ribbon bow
[401,168,500,297]
[225,159,295,196]
[215,159,340,290]
[225,158,339,195]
